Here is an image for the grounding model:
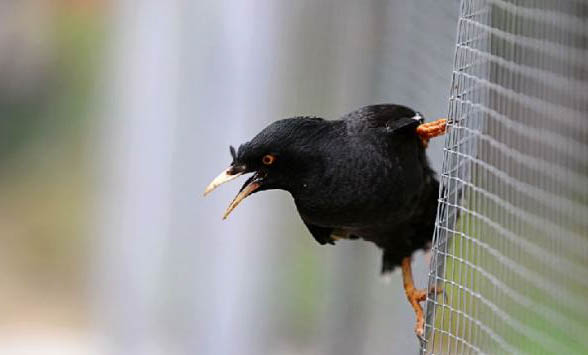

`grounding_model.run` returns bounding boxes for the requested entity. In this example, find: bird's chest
[293,158,424,229]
